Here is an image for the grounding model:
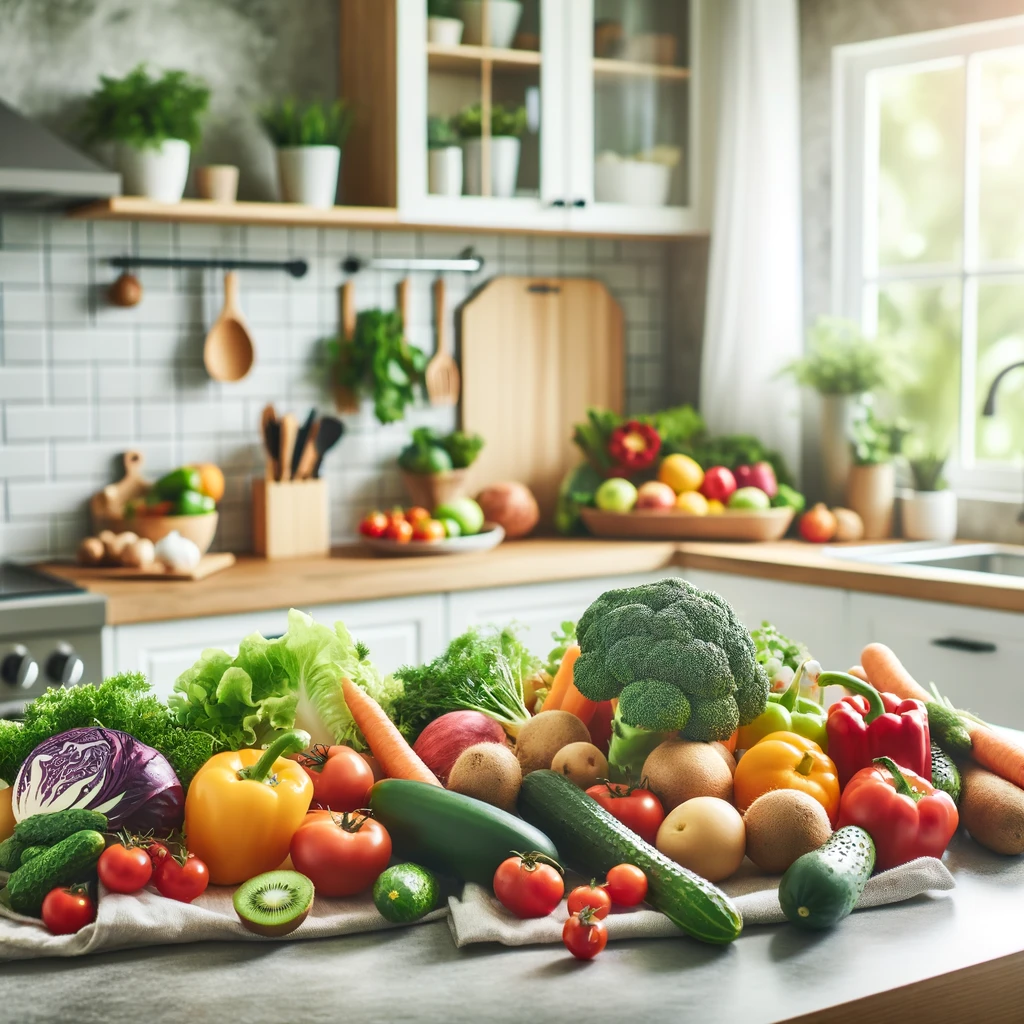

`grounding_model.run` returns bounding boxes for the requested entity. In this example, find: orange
[658,454,704,494]
[194,463,225,503]
[675,491,709,515]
